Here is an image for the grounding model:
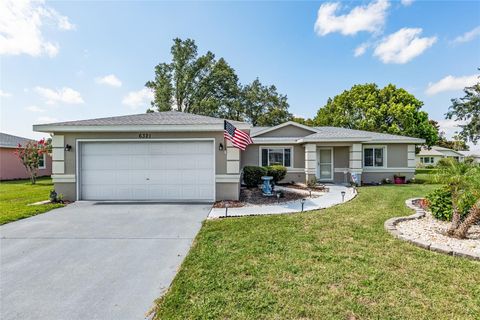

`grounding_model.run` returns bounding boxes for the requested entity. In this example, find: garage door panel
[80,141,214,201]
